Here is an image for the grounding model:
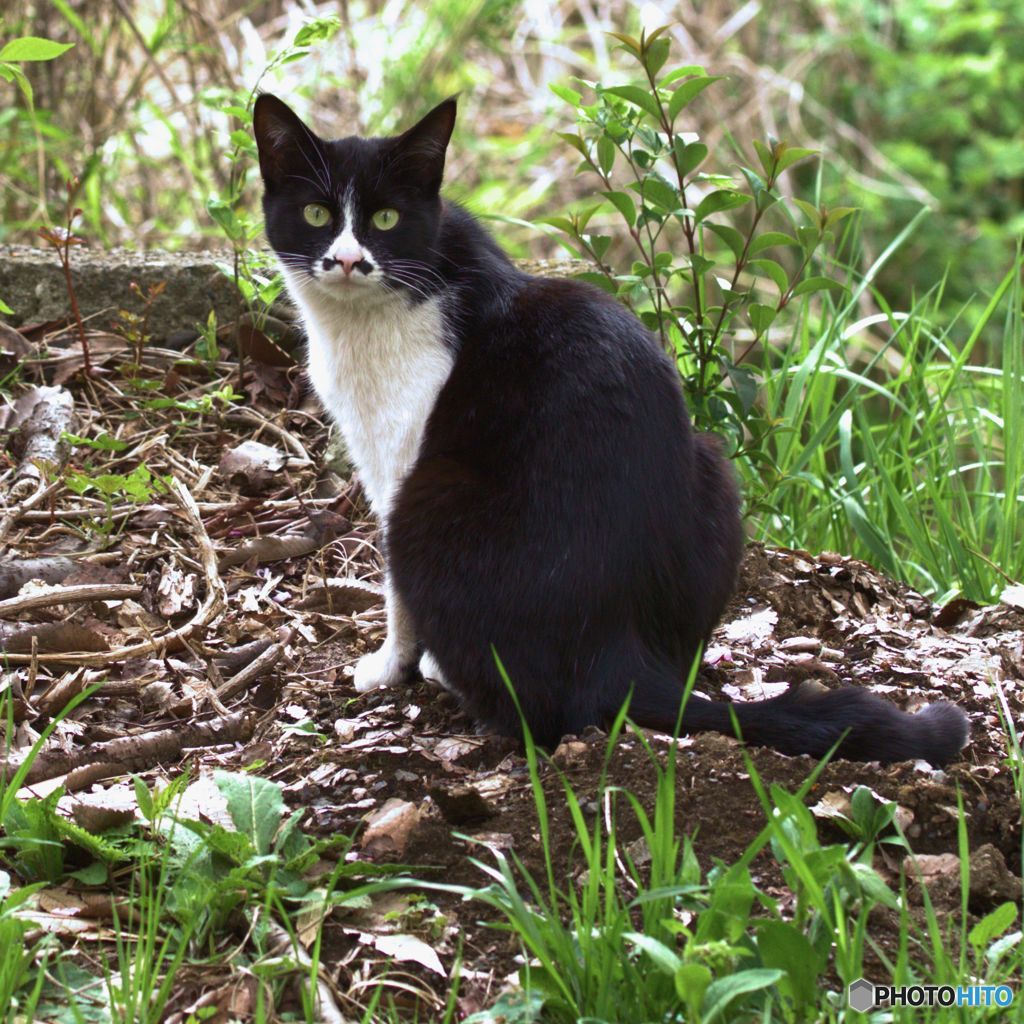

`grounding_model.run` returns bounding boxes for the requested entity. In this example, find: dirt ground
[1,316,1022,1017]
